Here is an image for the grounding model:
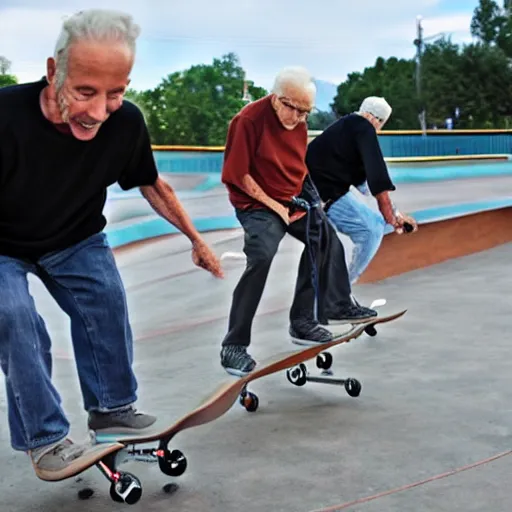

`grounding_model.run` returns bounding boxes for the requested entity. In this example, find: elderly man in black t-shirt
[0,9,222,480]
[306,97,417,290]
